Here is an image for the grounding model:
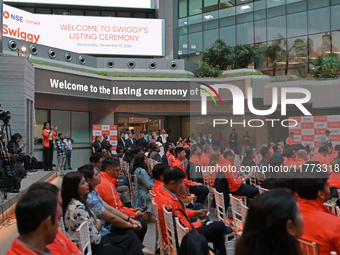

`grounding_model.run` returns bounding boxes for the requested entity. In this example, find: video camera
[0,109,11,125]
